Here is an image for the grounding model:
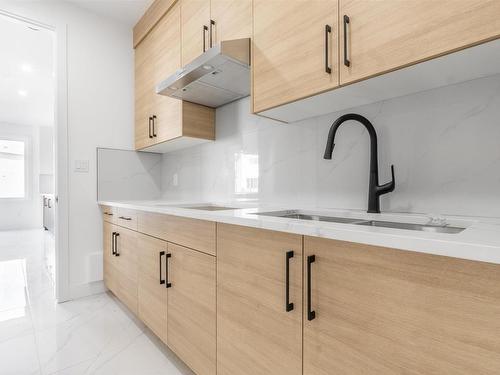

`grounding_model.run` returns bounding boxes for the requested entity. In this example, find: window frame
[0,135,31,201]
